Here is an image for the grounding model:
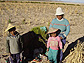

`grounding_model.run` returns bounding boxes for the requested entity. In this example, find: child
[33,47,43,62]
[47,28,63,63]
[5,23,23,63]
